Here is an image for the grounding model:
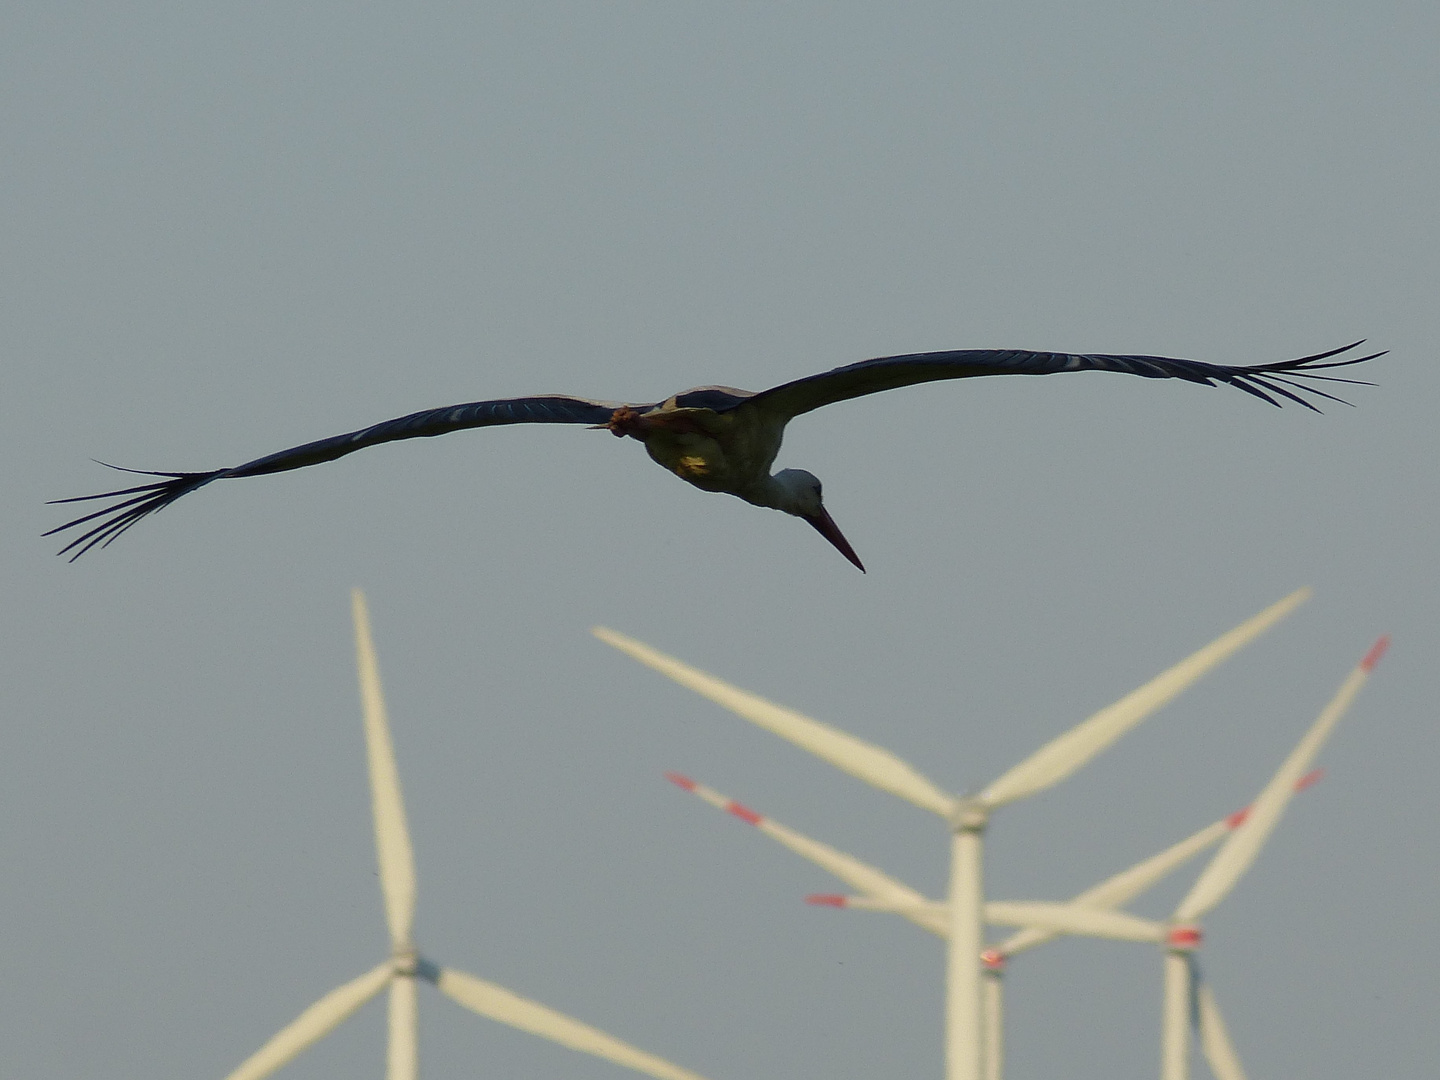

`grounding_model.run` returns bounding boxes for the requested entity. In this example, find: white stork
[49,341,1379,568]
